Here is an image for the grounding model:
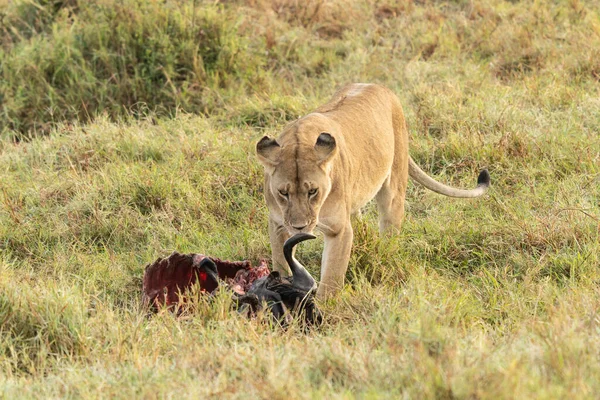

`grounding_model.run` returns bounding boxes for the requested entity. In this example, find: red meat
[142,252,270,310]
